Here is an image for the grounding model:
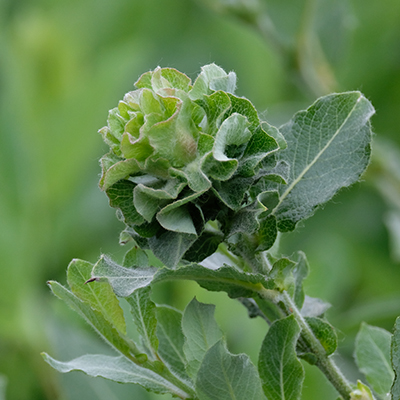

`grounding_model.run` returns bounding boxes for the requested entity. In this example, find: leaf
[47,281,138,358]
[302,317,337,357]
[126,287,158,359]
[355,323,394,399]
[293,252,310,309]
[123,246,149,268]
[391,317,400,400]
[106,180,145,227]
[351,381,376,400]
[182,298,223,377]
[183,231,223,263]
[152,263,275,298]
[149,230,197,268]
[91,255,158,297]
[272,92,375,232]
[67,259,126,334]
[270,257,297,291]
[301,295,331,317]
[0,374,6,400]
[156,306,190,382]
[41,354,190,399]
[196,340,264,400]
[258,315,304,400]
